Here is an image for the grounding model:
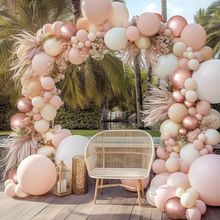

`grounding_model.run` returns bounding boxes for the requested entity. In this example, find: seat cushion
[89,168,148,179]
